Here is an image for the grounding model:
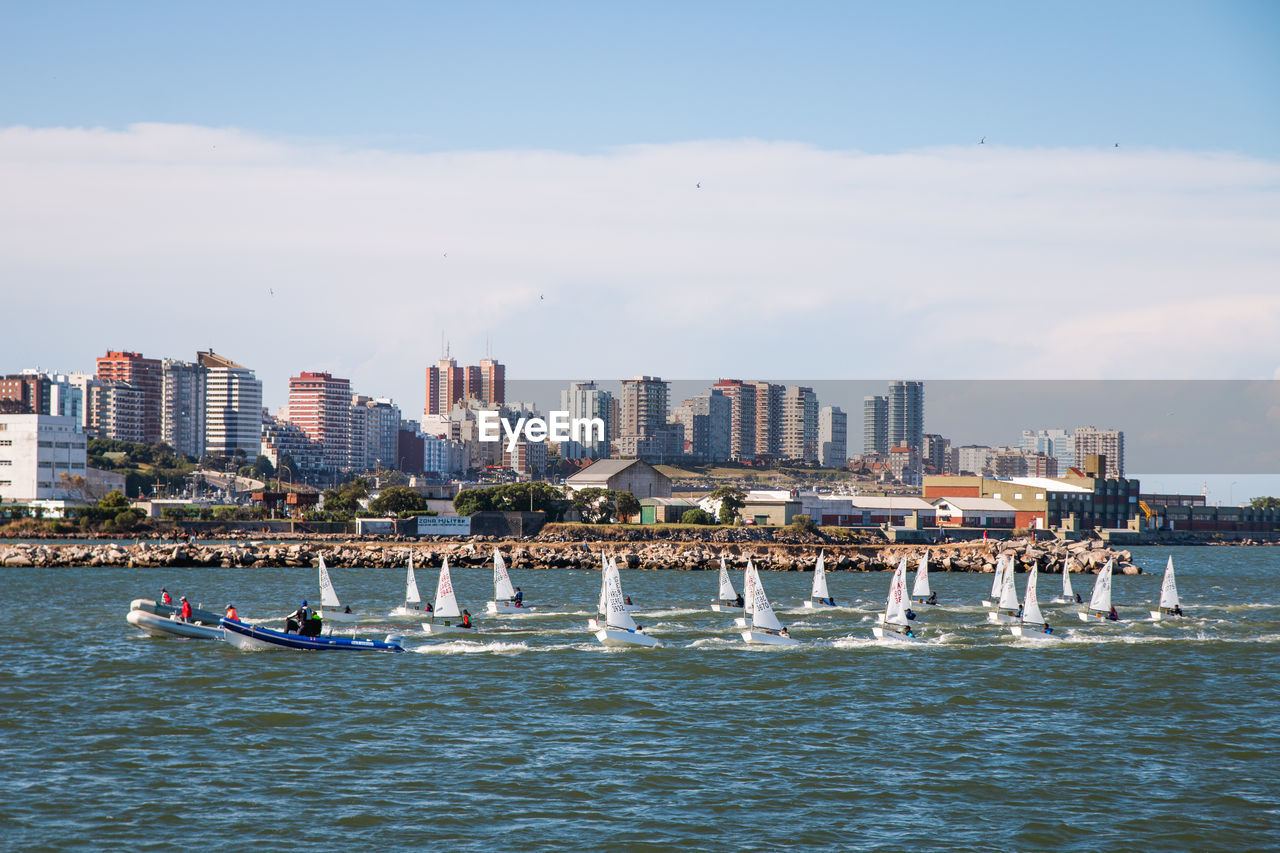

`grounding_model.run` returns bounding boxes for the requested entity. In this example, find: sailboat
[1150,556,1183,620]
[391,552,425,616]
[422,557,472,634]
[486,548,529,614]
[587,552,610,631]
[318,556,357,623]
[912,552,934,604]
[741,561,799,646]
[732,559,759,628]
[1052,557,1078,604]
[804,551,836,608]
[709,555,744,612]
[872,556,920,642]
[987,556,1021,624]
[1009,565,1056,639]
[594,556,661,647]
[1078,558,1118,622]
[981,555,1007,608]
